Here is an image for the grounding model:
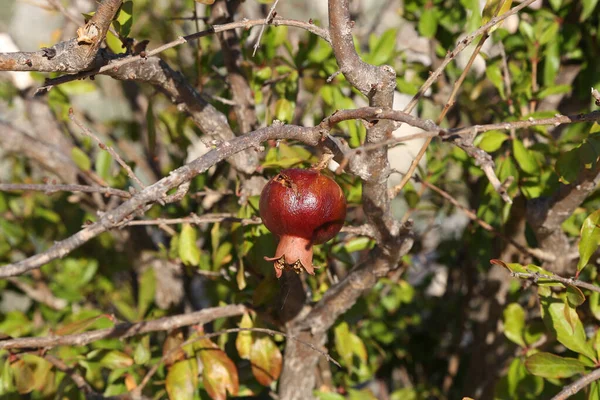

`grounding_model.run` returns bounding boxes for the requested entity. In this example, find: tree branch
[551,367,600,400]
[0,304,246,350]
[0,0,122,73]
